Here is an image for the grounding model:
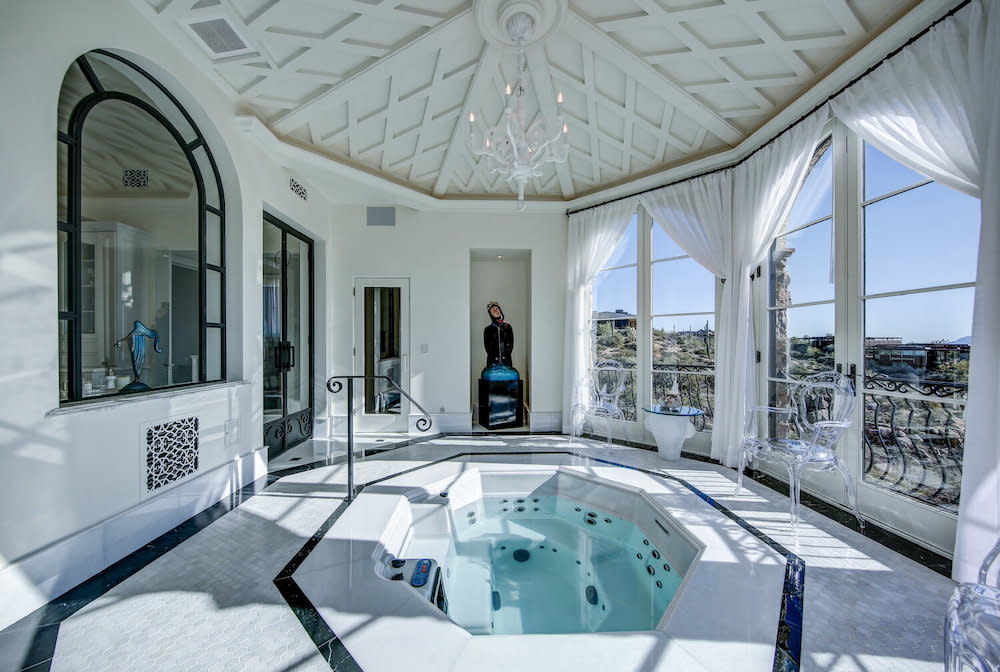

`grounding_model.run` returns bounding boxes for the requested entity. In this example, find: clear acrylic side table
[642,405,703,460]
